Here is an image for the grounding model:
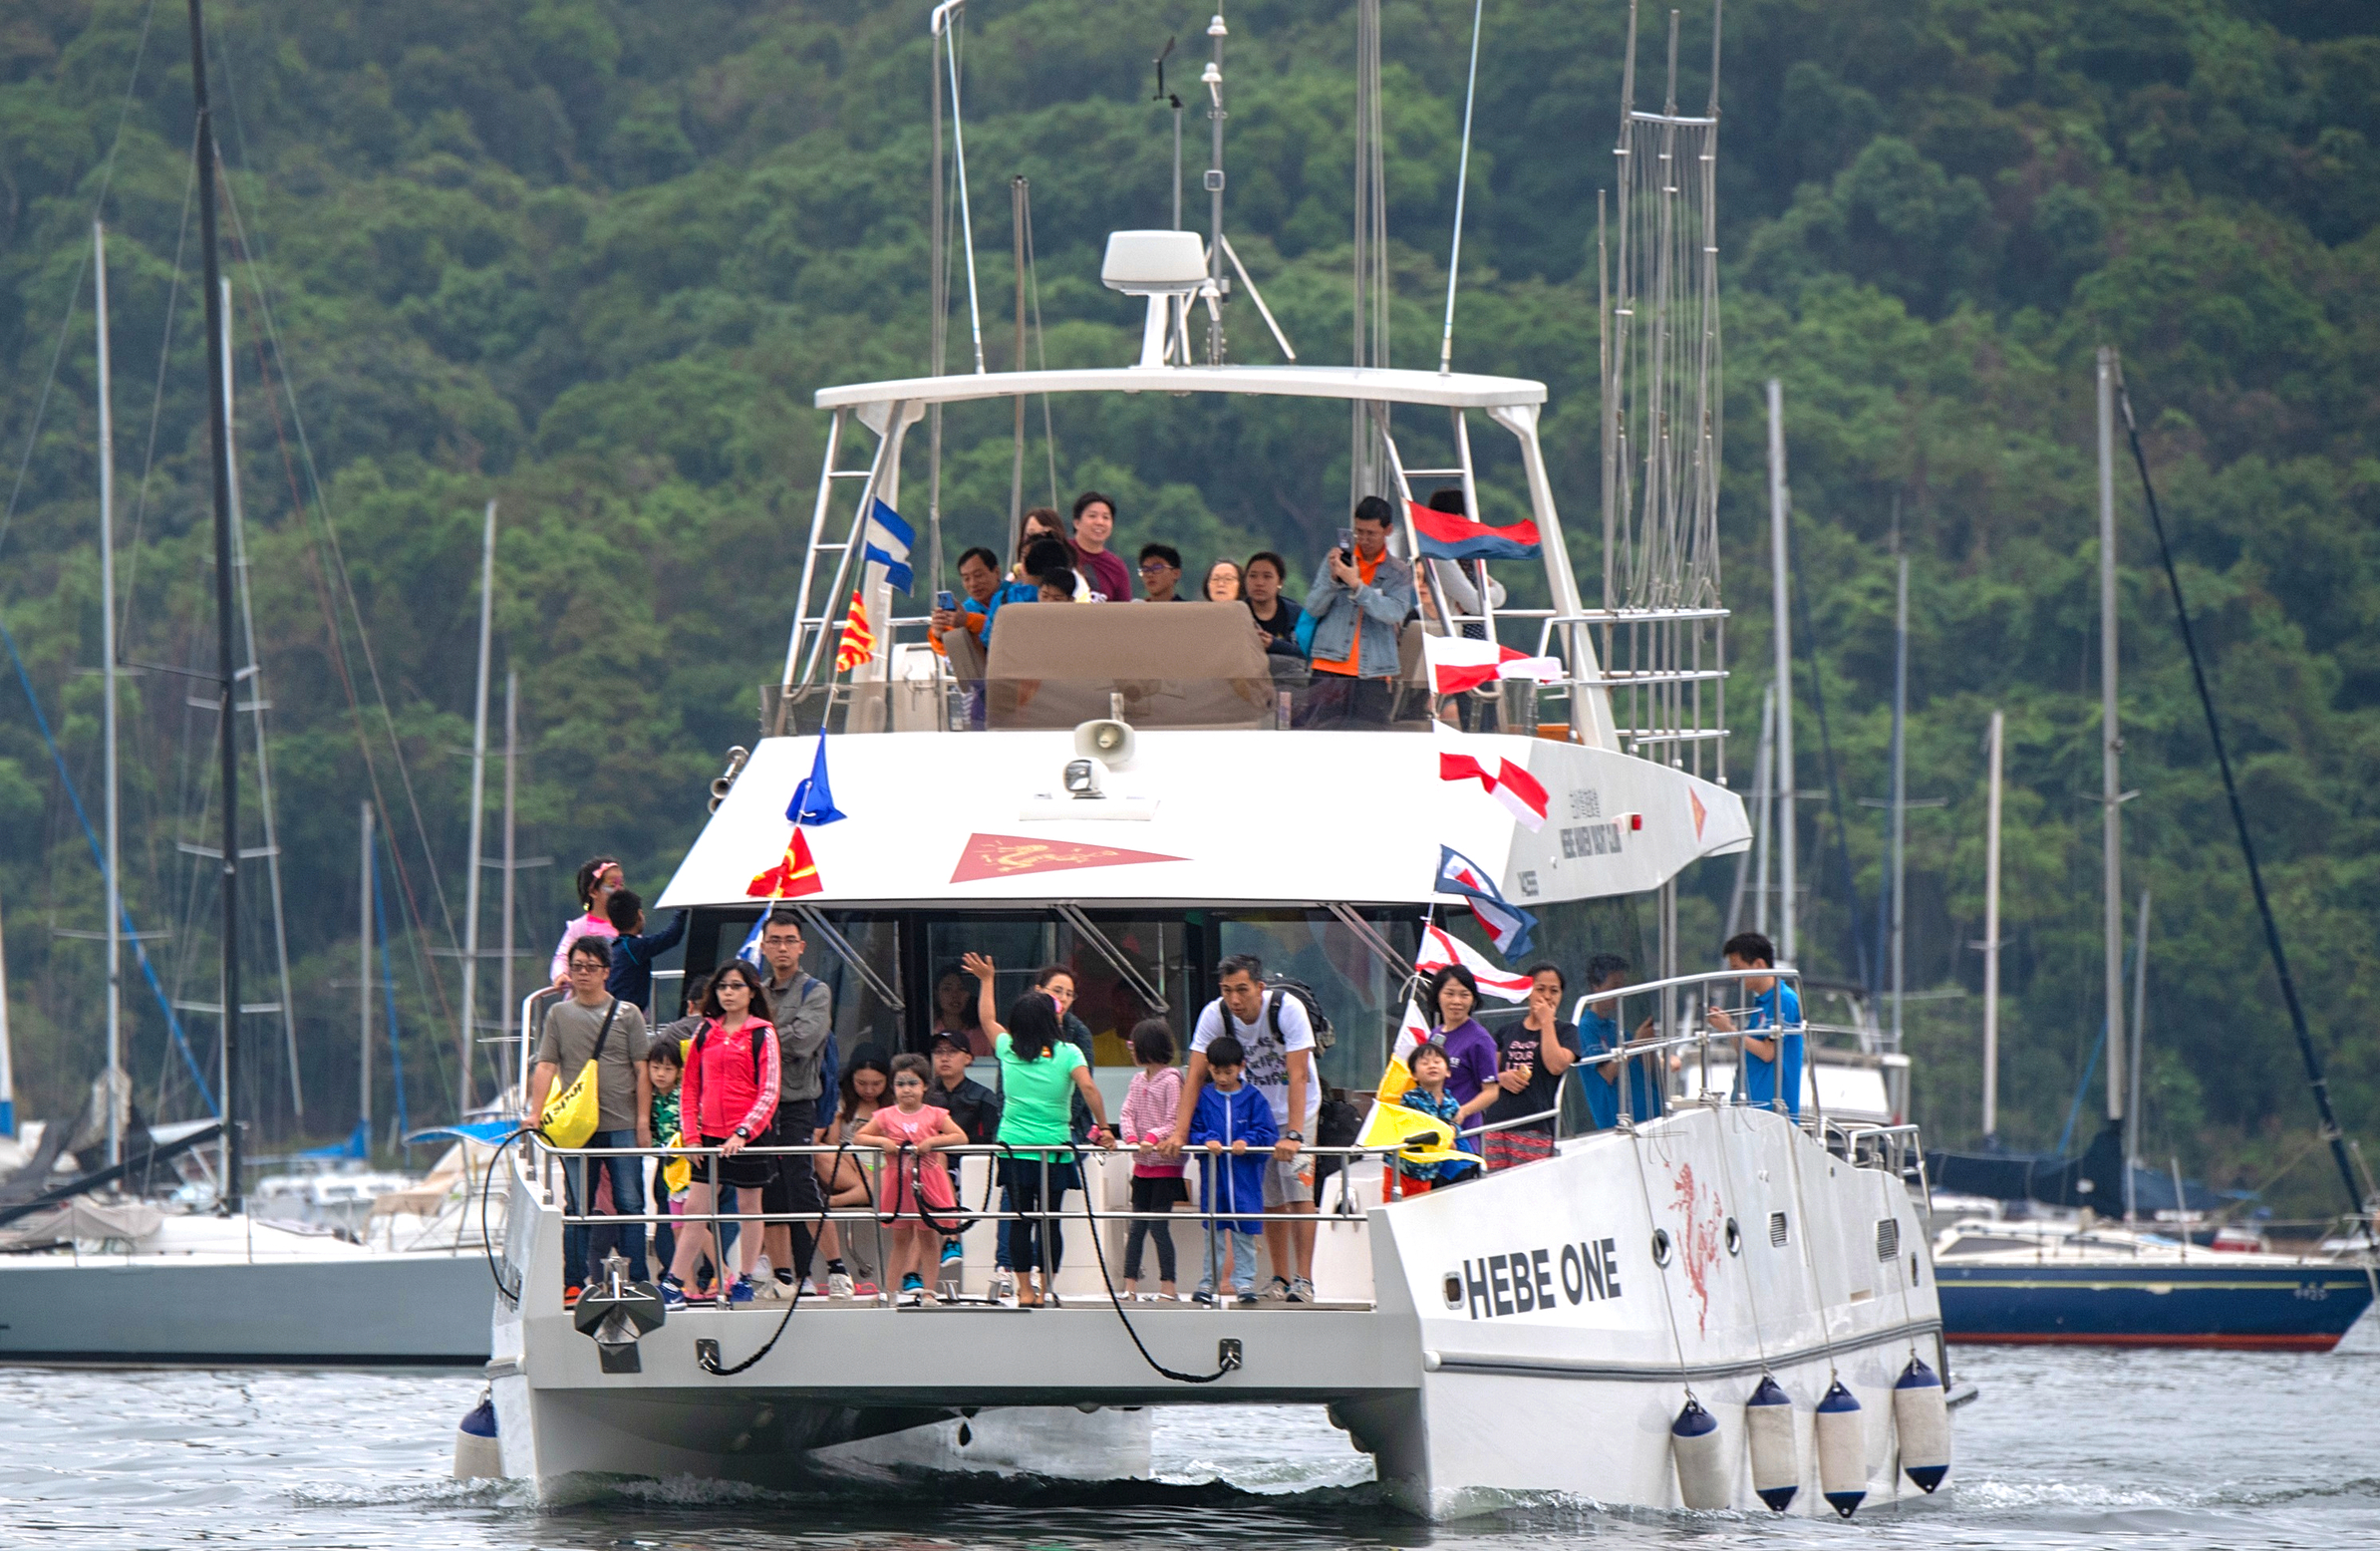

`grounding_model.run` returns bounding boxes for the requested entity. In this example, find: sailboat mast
[1981,708,2003,1145]
[188,0,242,1212]
[1889,546,1909,1058]
[2126,887,2151,1219]
[1766,378,1796,966]
[499,668,519,1097]
[96,218,123,1168]
[458,499,496,1117]
[360,800,373,1143]
[2097,345,2125,1127]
